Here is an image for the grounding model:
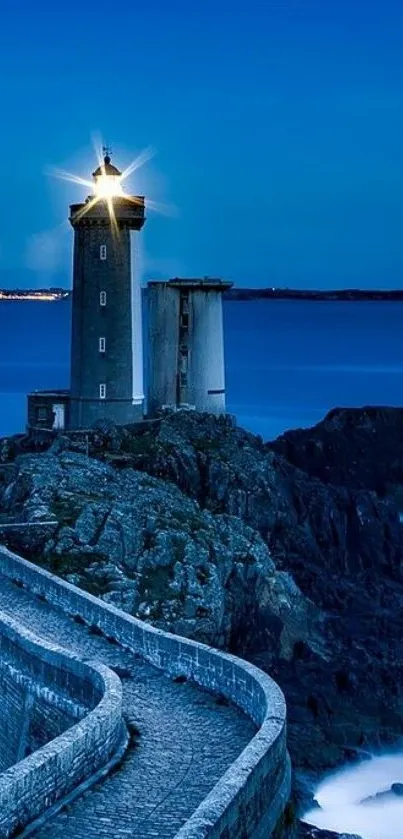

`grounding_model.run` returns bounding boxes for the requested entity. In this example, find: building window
[99,337,106,353]
[37,407,47,421]
[99,383,106,399]
[180,291,189,314]
[100,245,107,261]
[100,291,106,306]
